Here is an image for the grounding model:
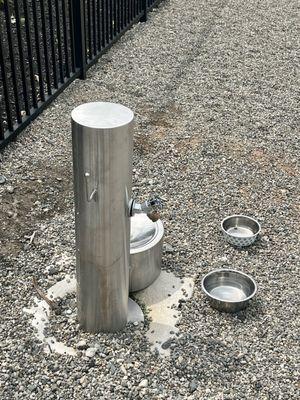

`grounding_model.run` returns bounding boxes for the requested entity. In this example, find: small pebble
[161,338,172,349]
[6,185,14,194]
[138,379,148,388]
[189,380,198,393]
[76,340,88,350]
[164,243,174,253]
[85,347,97,358]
